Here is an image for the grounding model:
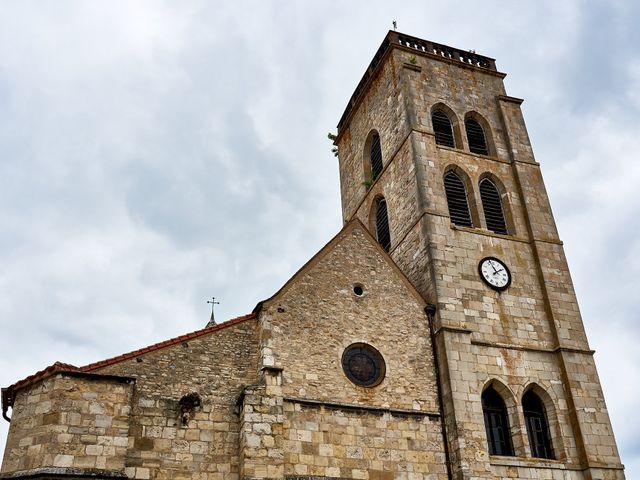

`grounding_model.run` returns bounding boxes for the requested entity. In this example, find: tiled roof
[81,312,256,372]
[7,362,80,392]
[1,312,257,417]
[1,362,80,420]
